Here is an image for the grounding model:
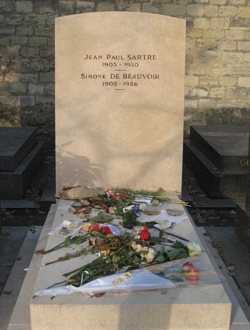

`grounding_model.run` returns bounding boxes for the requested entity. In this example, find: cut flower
[182,261,199,281]
[139,226,150,240]
[187,242,201,257]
